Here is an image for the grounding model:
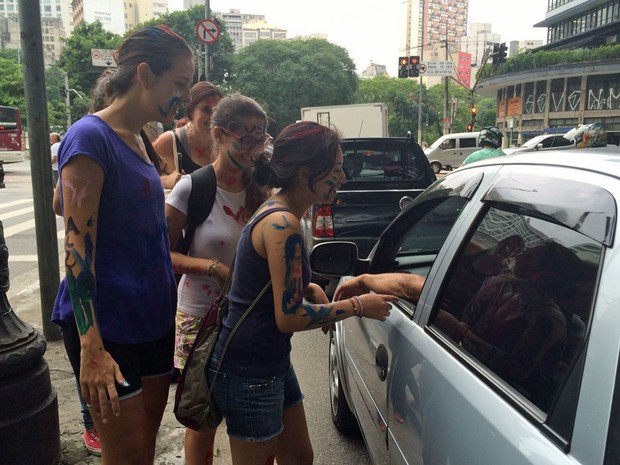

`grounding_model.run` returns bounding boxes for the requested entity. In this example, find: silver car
[503,134,574,155]
[311,148,620,465]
